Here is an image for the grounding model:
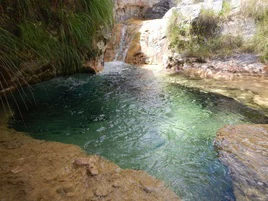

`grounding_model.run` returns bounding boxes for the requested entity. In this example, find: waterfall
[114,25,130,62]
